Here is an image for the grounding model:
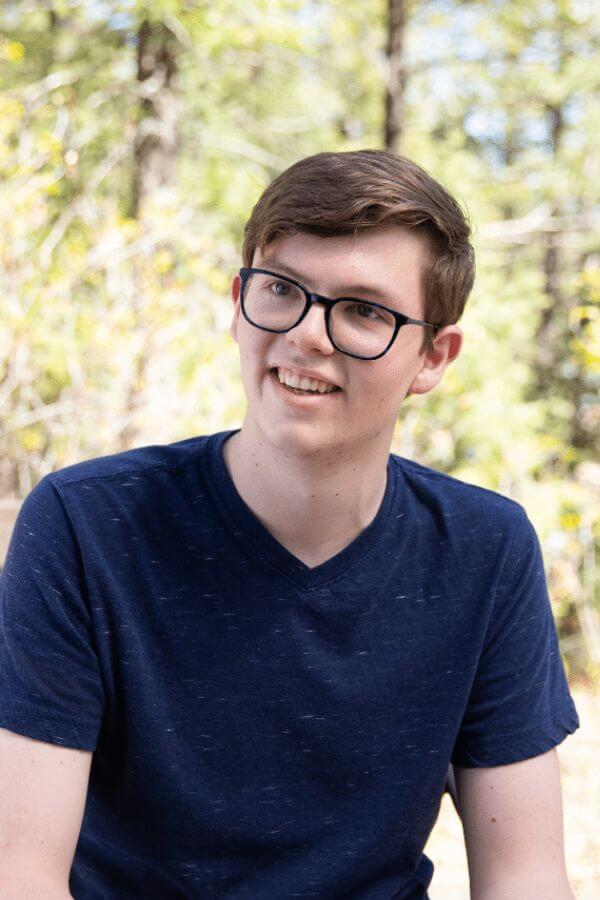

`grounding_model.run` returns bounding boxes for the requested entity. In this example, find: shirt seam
[0,699,102,727]
[47,480,109,681]
[458,712,578,749]
[391,455,526,511]
[478,506,530,658]
[48,445,208,490]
